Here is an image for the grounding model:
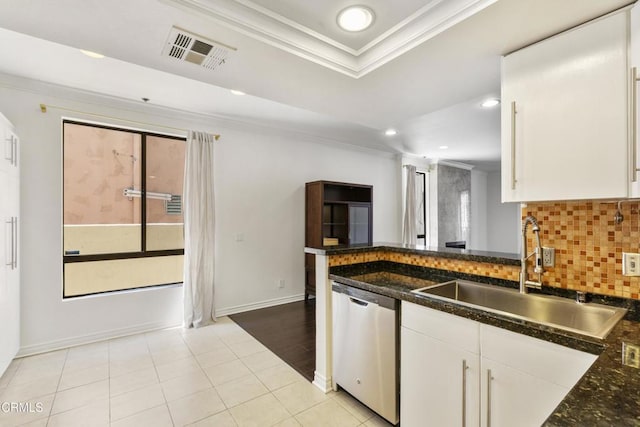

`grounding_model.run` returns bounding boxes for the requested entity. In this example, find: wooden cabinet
[305,181,372,300]
[401,302,597,427]
[0,113,19,378]
[501,10,630,202]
